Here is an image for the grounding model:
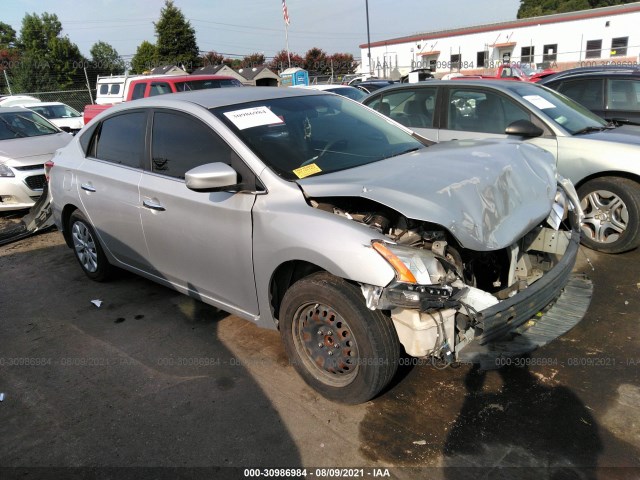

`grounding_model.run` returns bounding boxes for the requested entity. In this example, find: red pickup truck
[451,64,556,82]
[83,74,243,124]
